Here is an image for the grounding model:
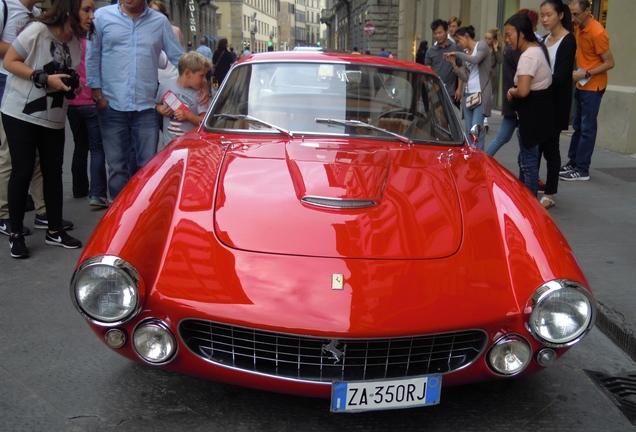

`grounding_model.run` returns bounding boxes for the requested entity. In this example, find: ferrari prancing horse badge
[332,274,344,290]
